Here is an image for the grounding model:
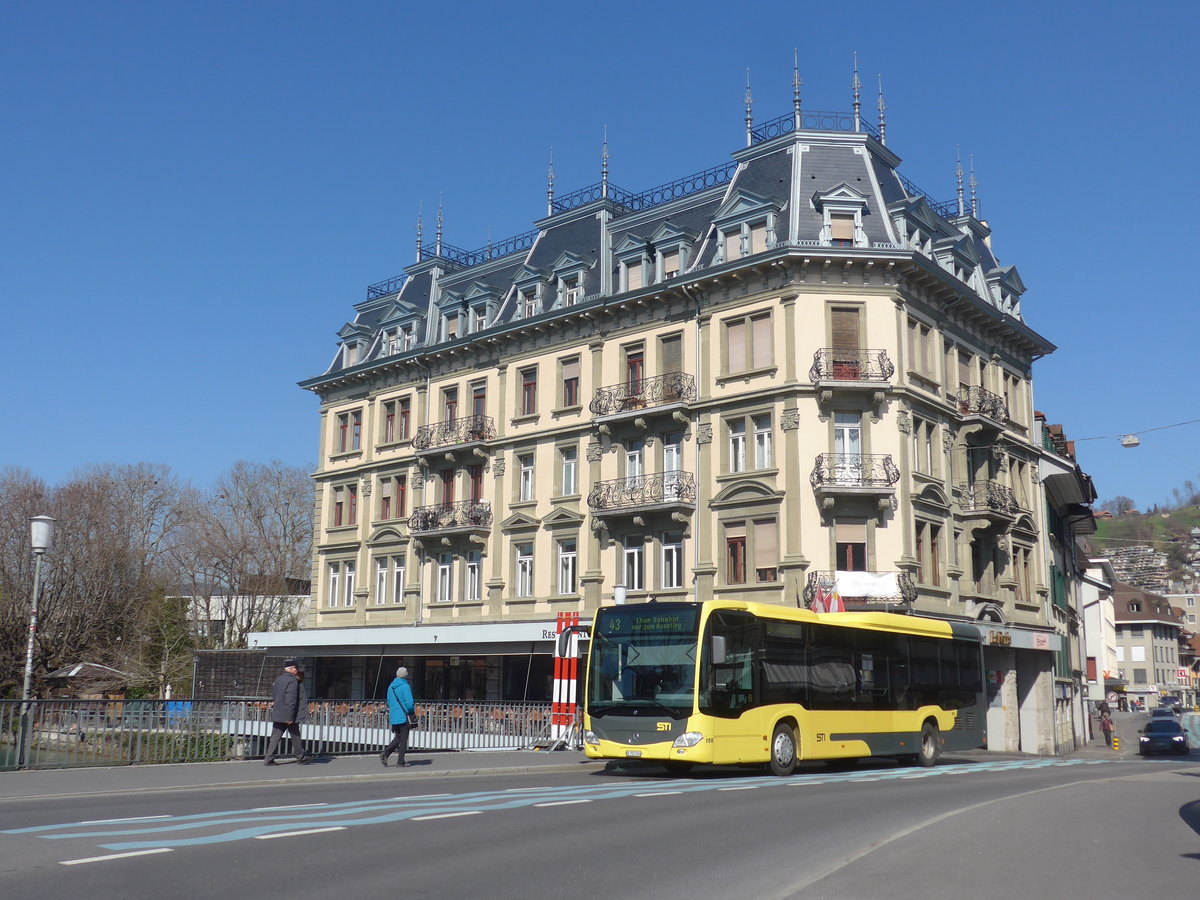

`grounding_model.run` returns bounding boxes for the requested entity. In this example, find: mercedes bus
[583,599,985,775]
